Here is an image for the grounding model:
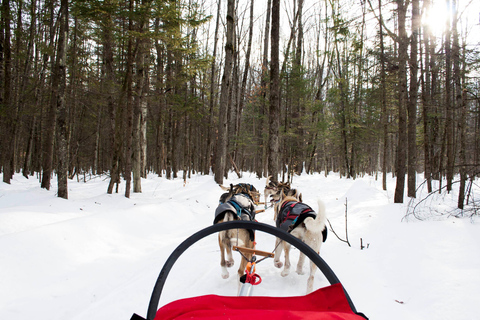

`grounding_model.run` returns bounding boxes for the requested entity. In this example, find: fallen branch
[326,198,351,247]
